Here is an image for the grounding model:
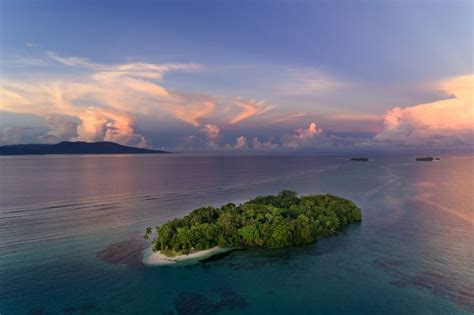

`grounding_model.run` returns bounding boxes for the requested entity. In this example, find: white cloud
[1,50,213,144]
[0,52,279,147]
[281,122,323,148]
[1,50,472,152]
[375,74,473,146]
[234,136,248,150]
[201,124,220,139]
[200,124,222,149]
